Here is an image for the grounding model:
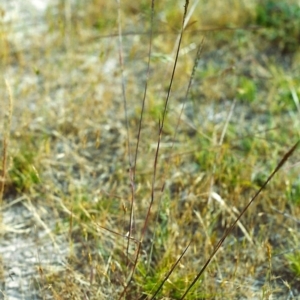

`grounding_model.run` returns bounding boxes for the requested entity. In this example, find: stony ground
[0,1,67,299]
